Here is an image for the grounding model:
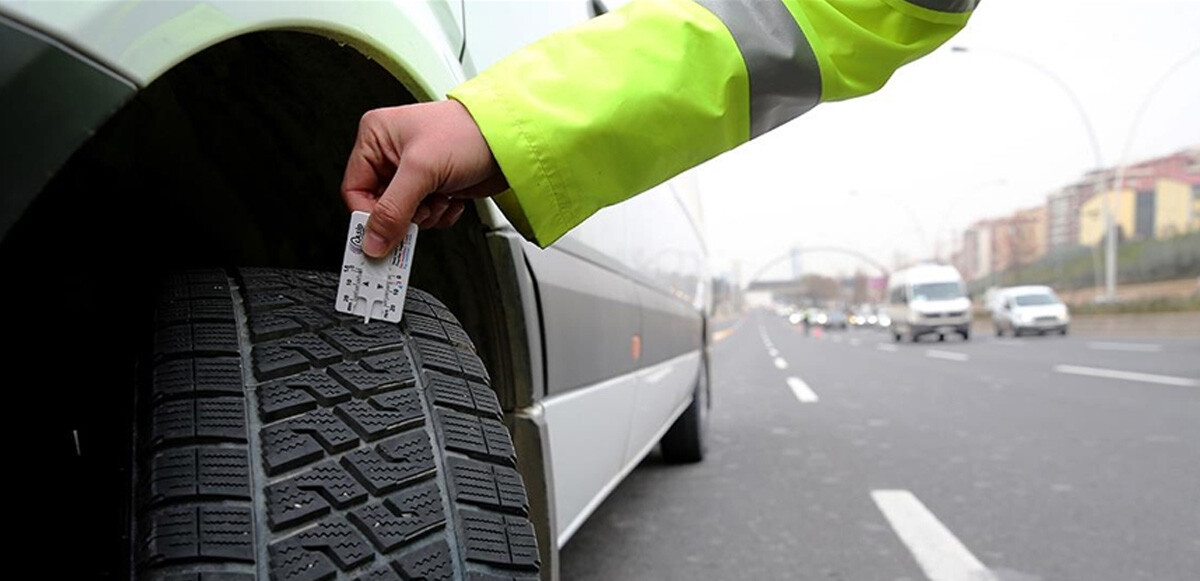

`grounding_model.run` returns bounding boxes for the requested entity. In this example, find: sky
[692,0,1200,283]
